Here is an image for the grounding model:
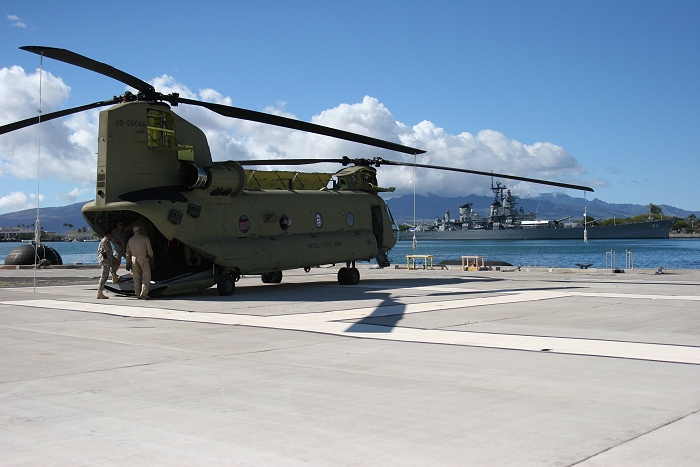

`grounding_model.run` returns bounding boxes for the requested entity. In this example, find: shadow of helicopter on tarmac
[146,275,586,333]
